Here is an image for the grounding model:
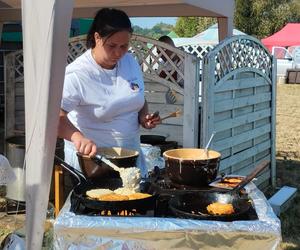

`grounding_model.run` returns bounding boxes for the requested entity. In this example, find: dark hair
[86,8,133,48]
[158,35,175,46]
